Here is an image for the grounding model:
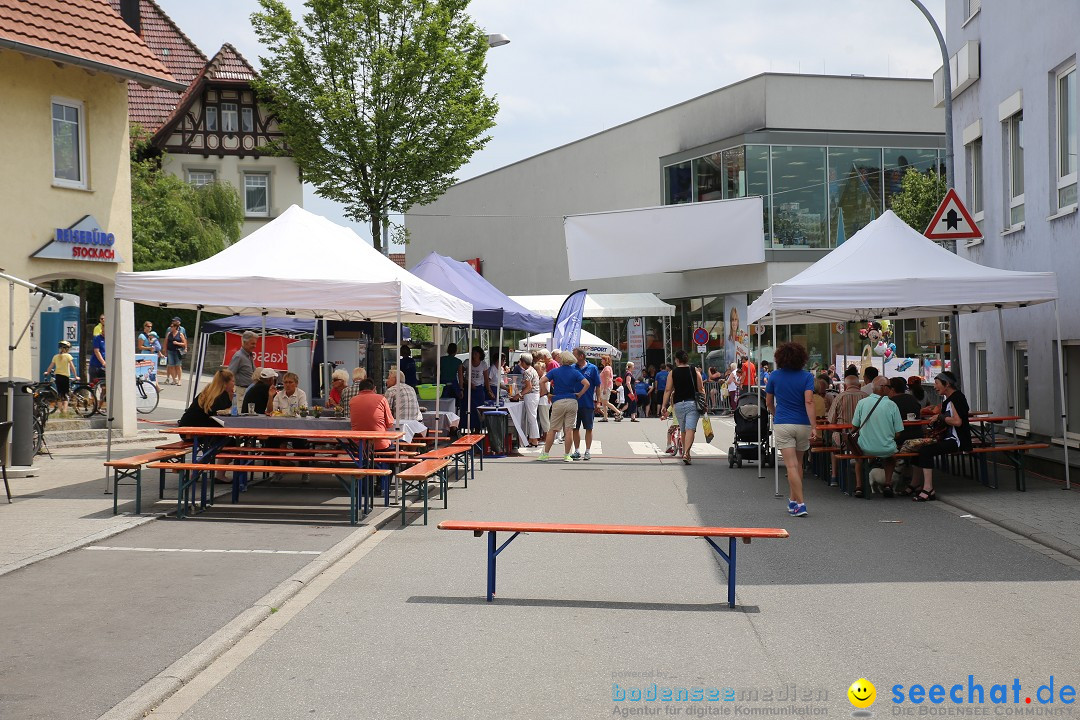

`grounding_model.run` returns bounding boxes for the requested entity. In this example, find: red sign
[924,188,982,240]
[465,258,483,275]
[224,333,297,372]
